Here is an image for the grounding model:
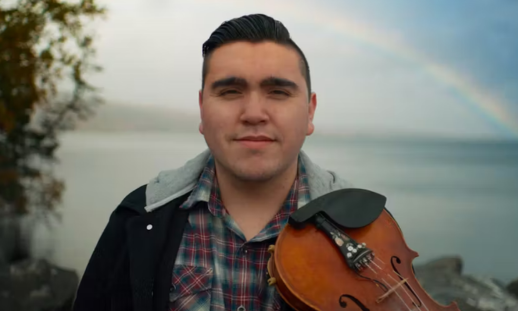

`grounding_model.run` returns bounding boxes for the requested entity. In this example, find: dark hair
[201,14,311,98]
